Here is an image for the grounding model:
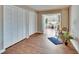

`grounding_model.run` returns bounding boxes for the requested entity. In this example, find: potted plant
[64,35,73,46]
[59,27,74,46]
